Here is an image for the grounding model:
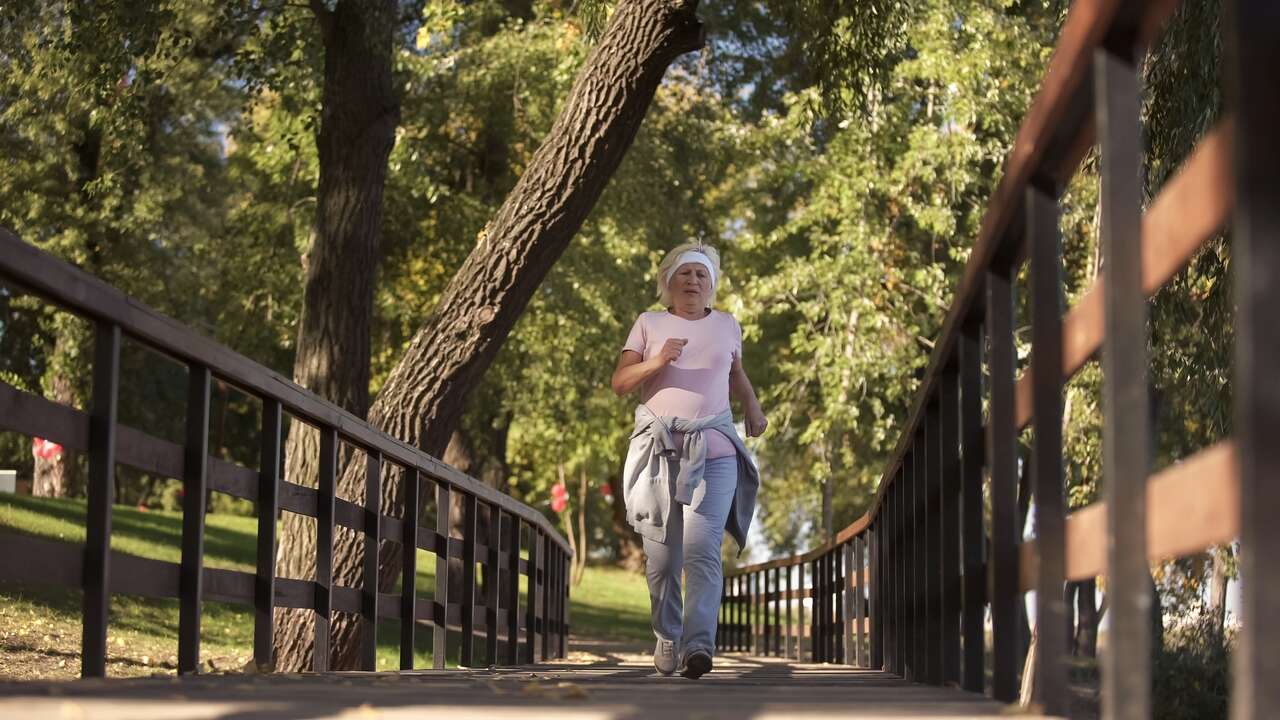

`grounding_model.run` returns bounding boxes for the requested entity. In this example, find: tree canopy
[0,0,1232,672]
